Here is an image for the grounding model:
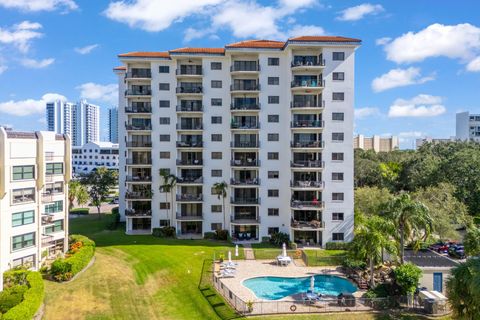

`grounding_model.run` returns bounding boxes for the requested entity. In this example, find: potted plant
[246,300,254,313]
[218,254,225,263]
